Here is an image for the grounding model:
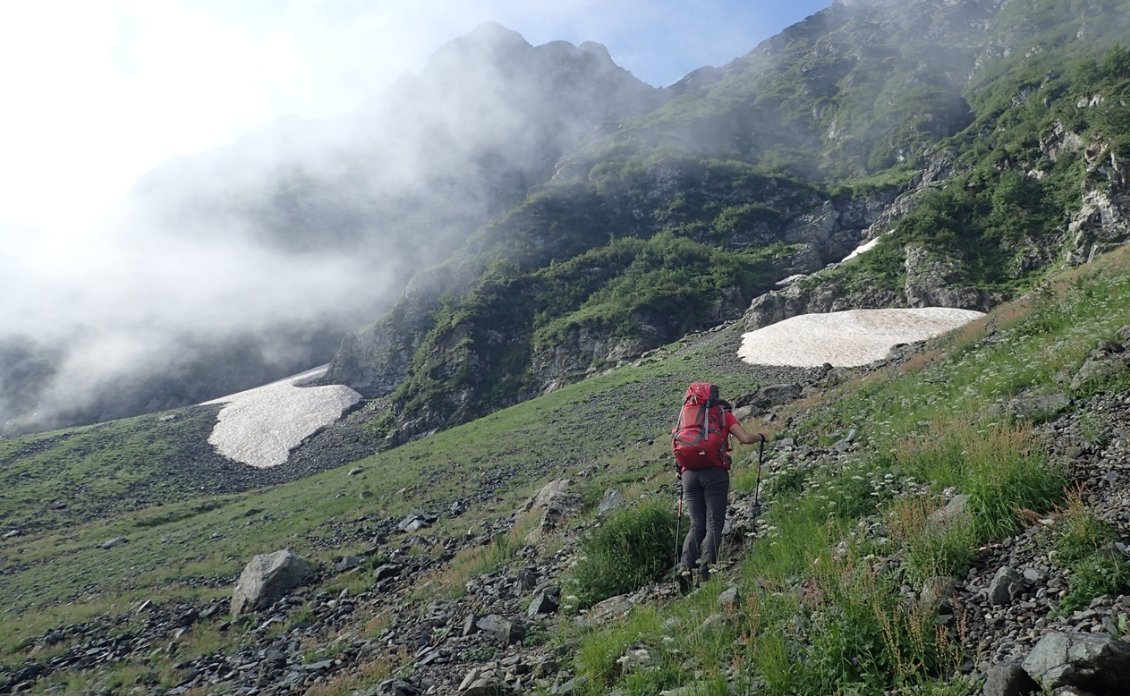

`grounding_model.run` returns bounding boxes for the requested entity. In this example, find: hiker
[672,383,767,583]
